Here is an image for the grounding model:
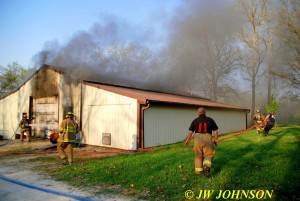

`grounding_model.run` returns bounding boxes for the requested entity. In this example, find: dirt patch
[0,139,139,201]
